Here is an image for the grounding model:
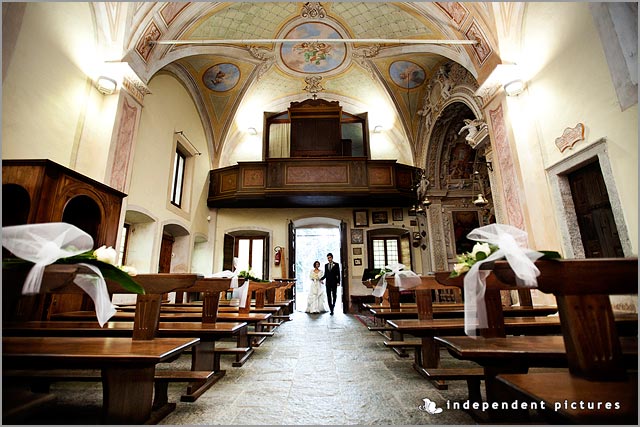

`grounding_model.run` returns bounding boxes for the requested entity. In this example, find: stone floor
[16,306,483,425]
